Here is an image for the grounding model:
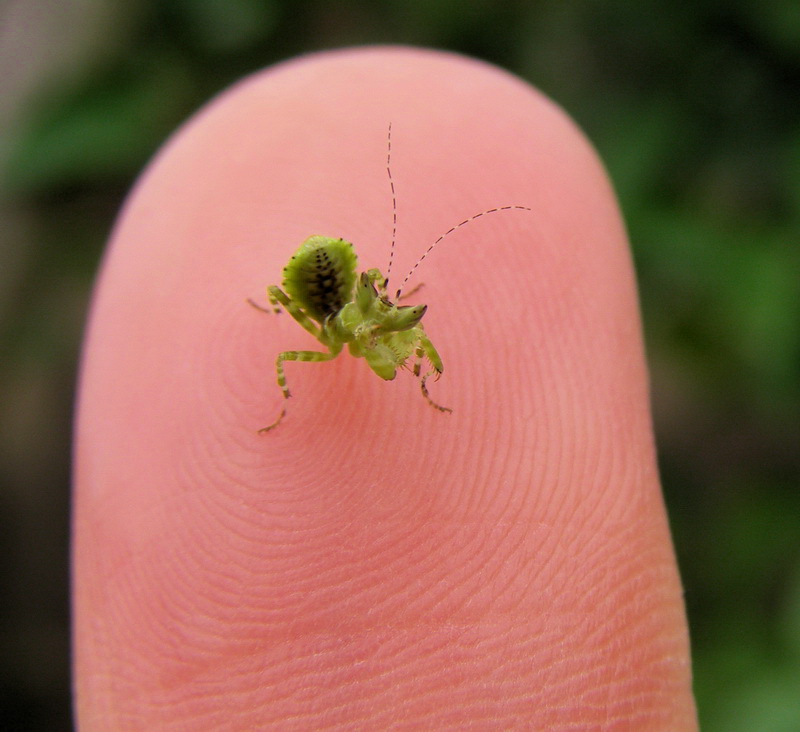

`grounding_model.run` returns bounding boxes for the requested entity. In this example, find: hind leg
[260,348,339,432]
